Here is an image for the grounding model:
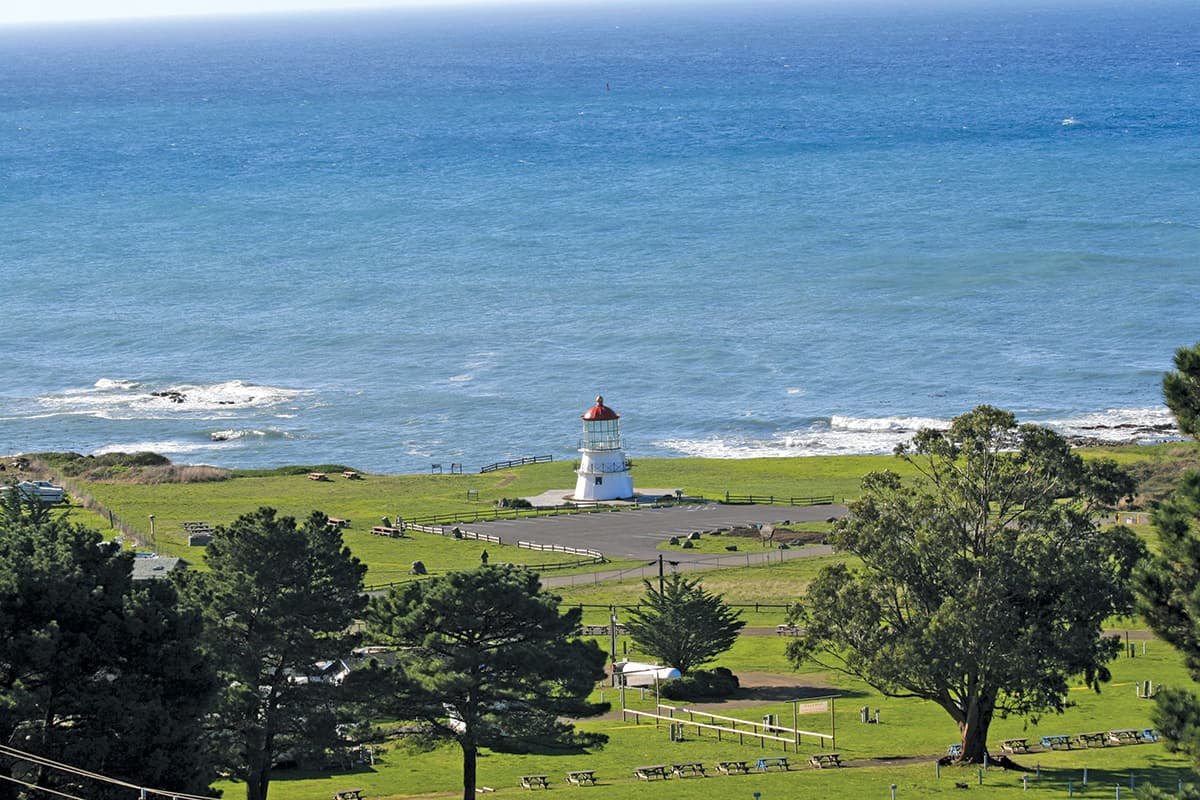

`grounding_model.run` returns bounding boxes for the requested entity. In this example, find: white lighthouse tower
[573,395,634,502]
